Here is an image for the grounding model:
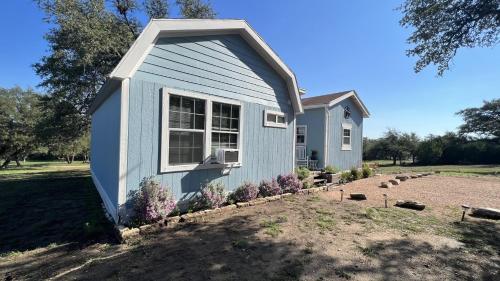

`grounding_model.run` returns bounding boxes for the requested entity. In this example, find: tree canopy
[400,0,500,75]
[457,98,500,138]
